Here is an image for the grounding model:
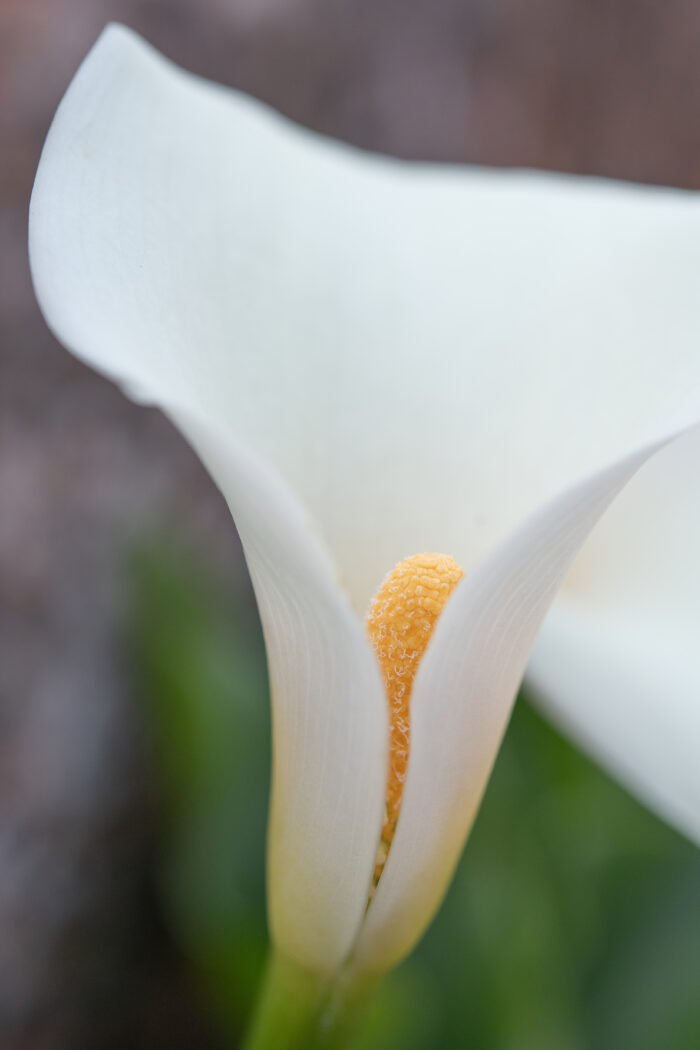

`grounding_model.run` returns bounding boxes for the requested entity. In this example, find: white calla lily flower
[29,21,700,1020]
